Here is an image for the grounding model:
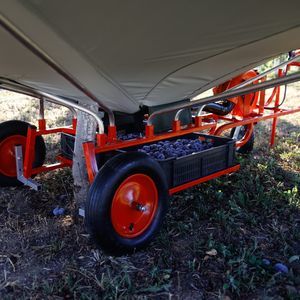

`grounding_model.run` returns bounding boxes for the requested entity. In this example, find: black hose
[203,100,235,116]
